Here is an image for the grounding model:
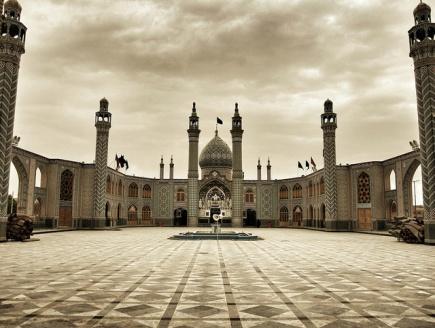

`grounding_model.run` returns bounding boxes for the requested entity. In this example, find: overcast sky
[9,0,423,198]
